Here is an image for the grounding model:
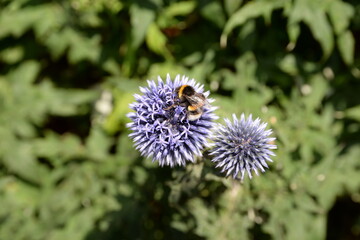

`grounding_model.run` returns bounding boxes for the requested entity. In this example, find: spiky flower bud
[210,114,276,180]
